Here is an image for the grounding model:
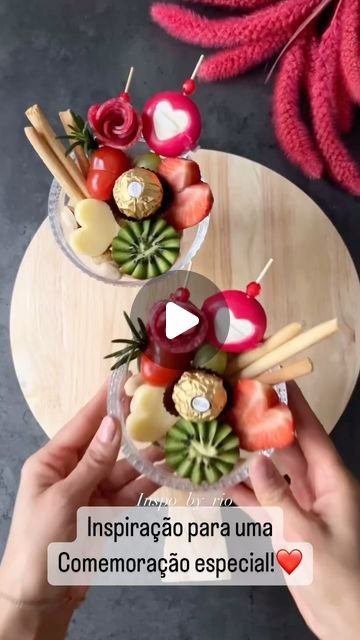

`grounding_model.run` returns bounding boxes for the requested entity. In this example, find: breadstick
[24,127,84,204]
[238,319,339,379]
[59,110,89,177]
[25,104,89,198]
[256,358,313,385]
[226,322,304,376]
